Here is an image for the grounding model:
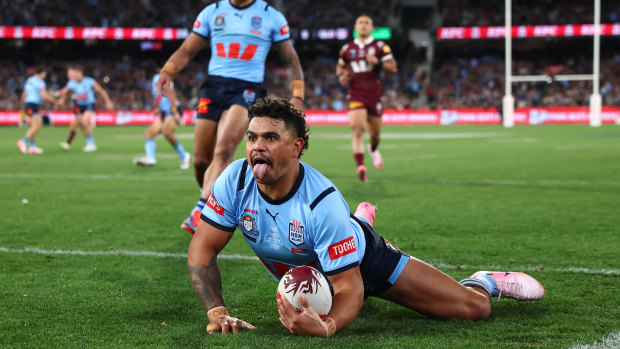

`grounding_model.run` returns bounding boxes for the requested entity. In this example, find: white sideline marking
[311,132,507,140]
[115,132,508,141]
[1,247,618,275]
[4,172,620,188]
[569,332,620,349]
[0,173,187,181]
[0,247,258,260]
